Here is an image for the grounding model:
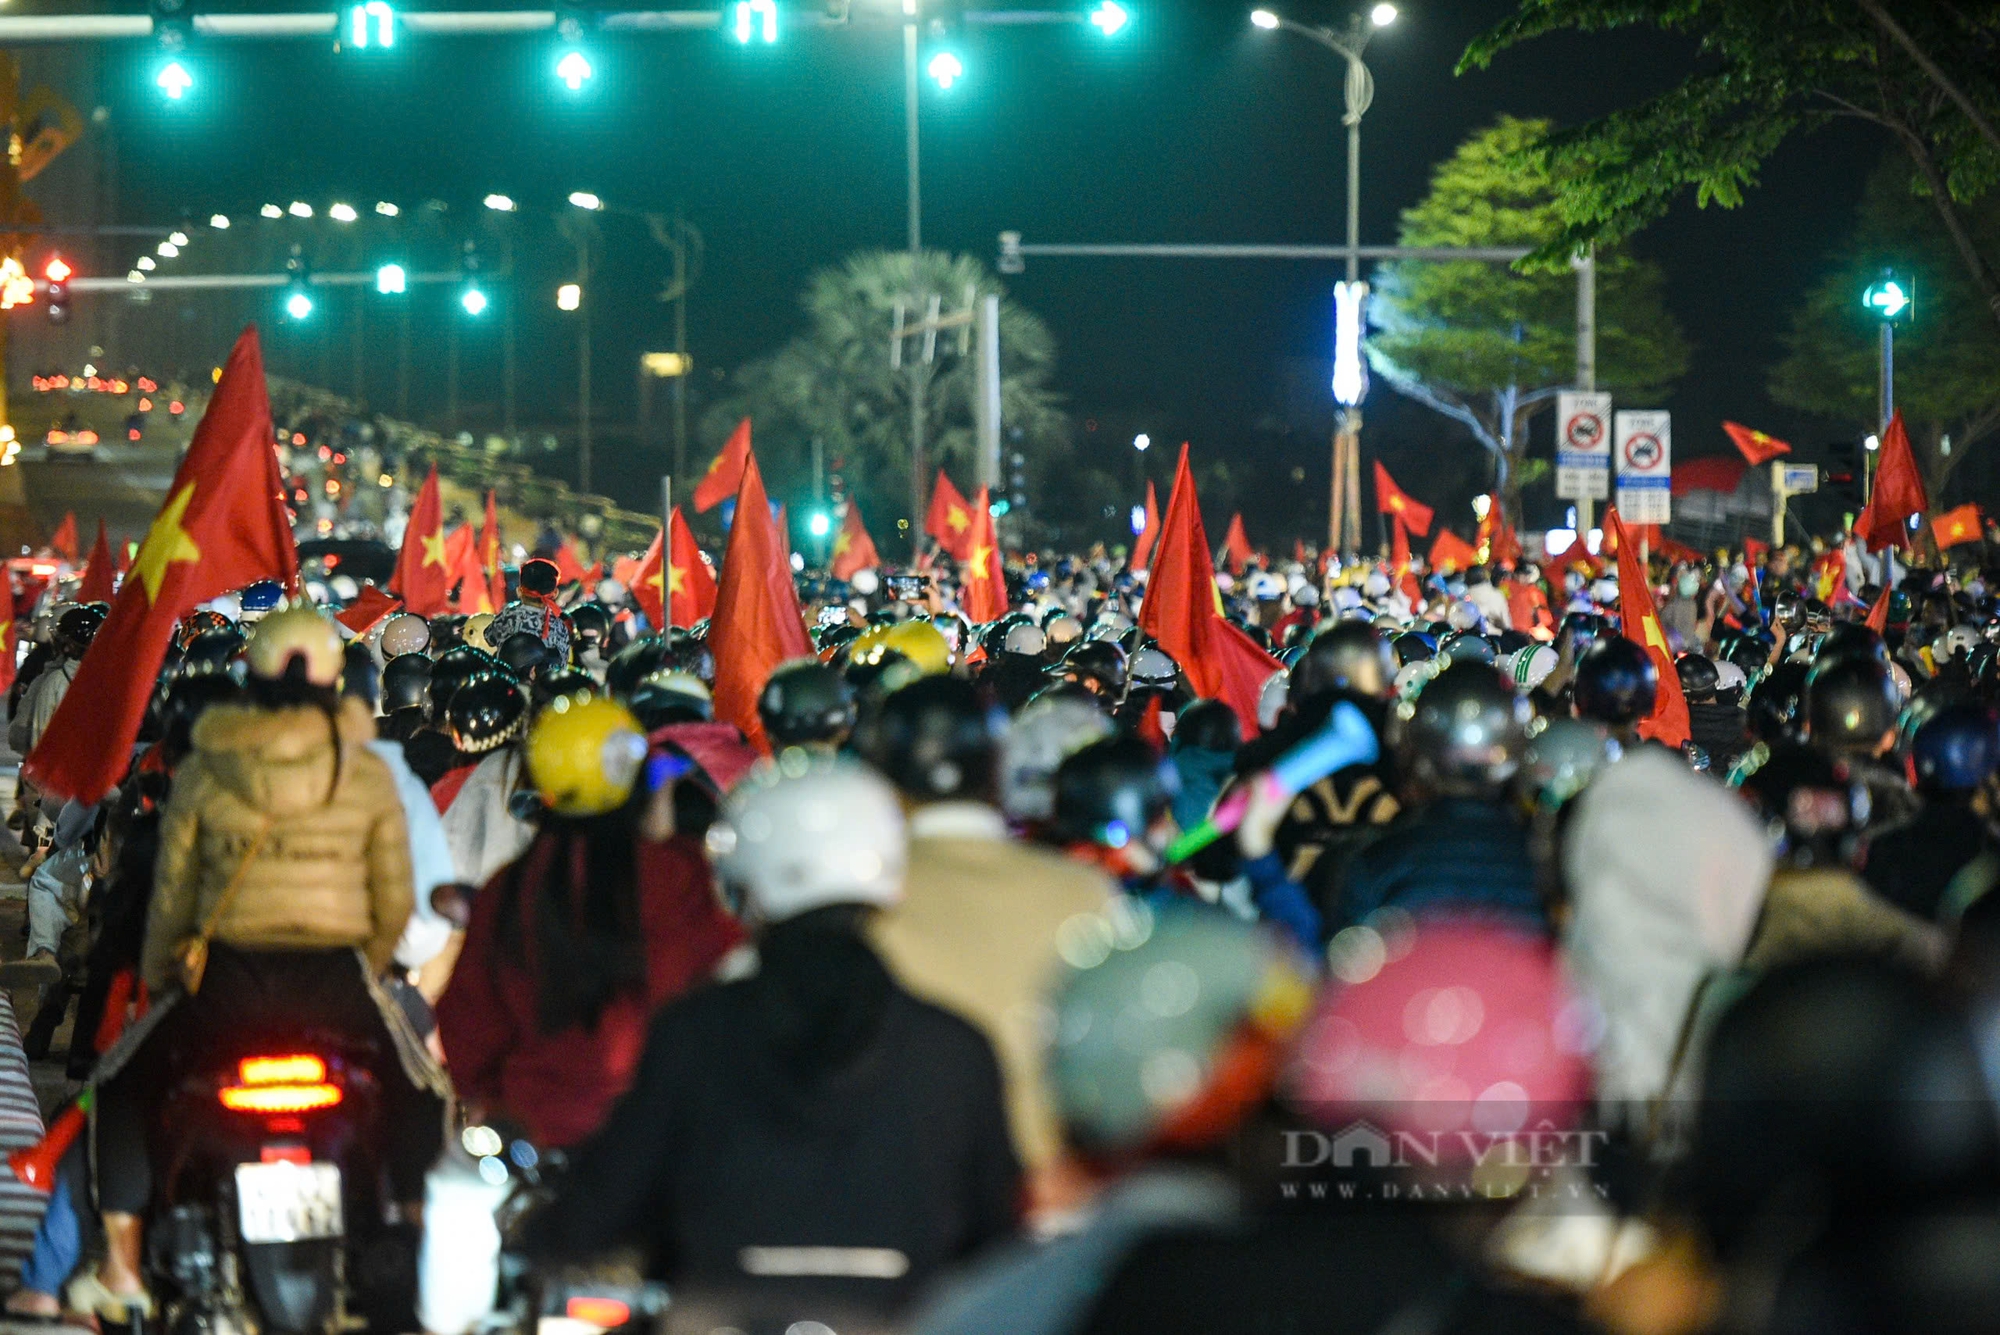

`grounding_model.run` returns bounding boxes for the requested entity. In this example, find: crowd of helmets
[32,516,2000,1335]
